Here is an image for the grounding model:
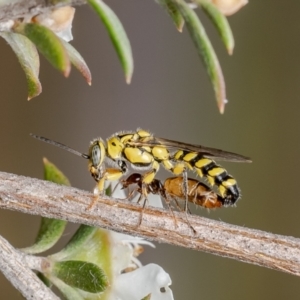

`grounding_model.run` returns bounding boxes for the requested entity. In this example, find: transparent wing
[129,136,252,163]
